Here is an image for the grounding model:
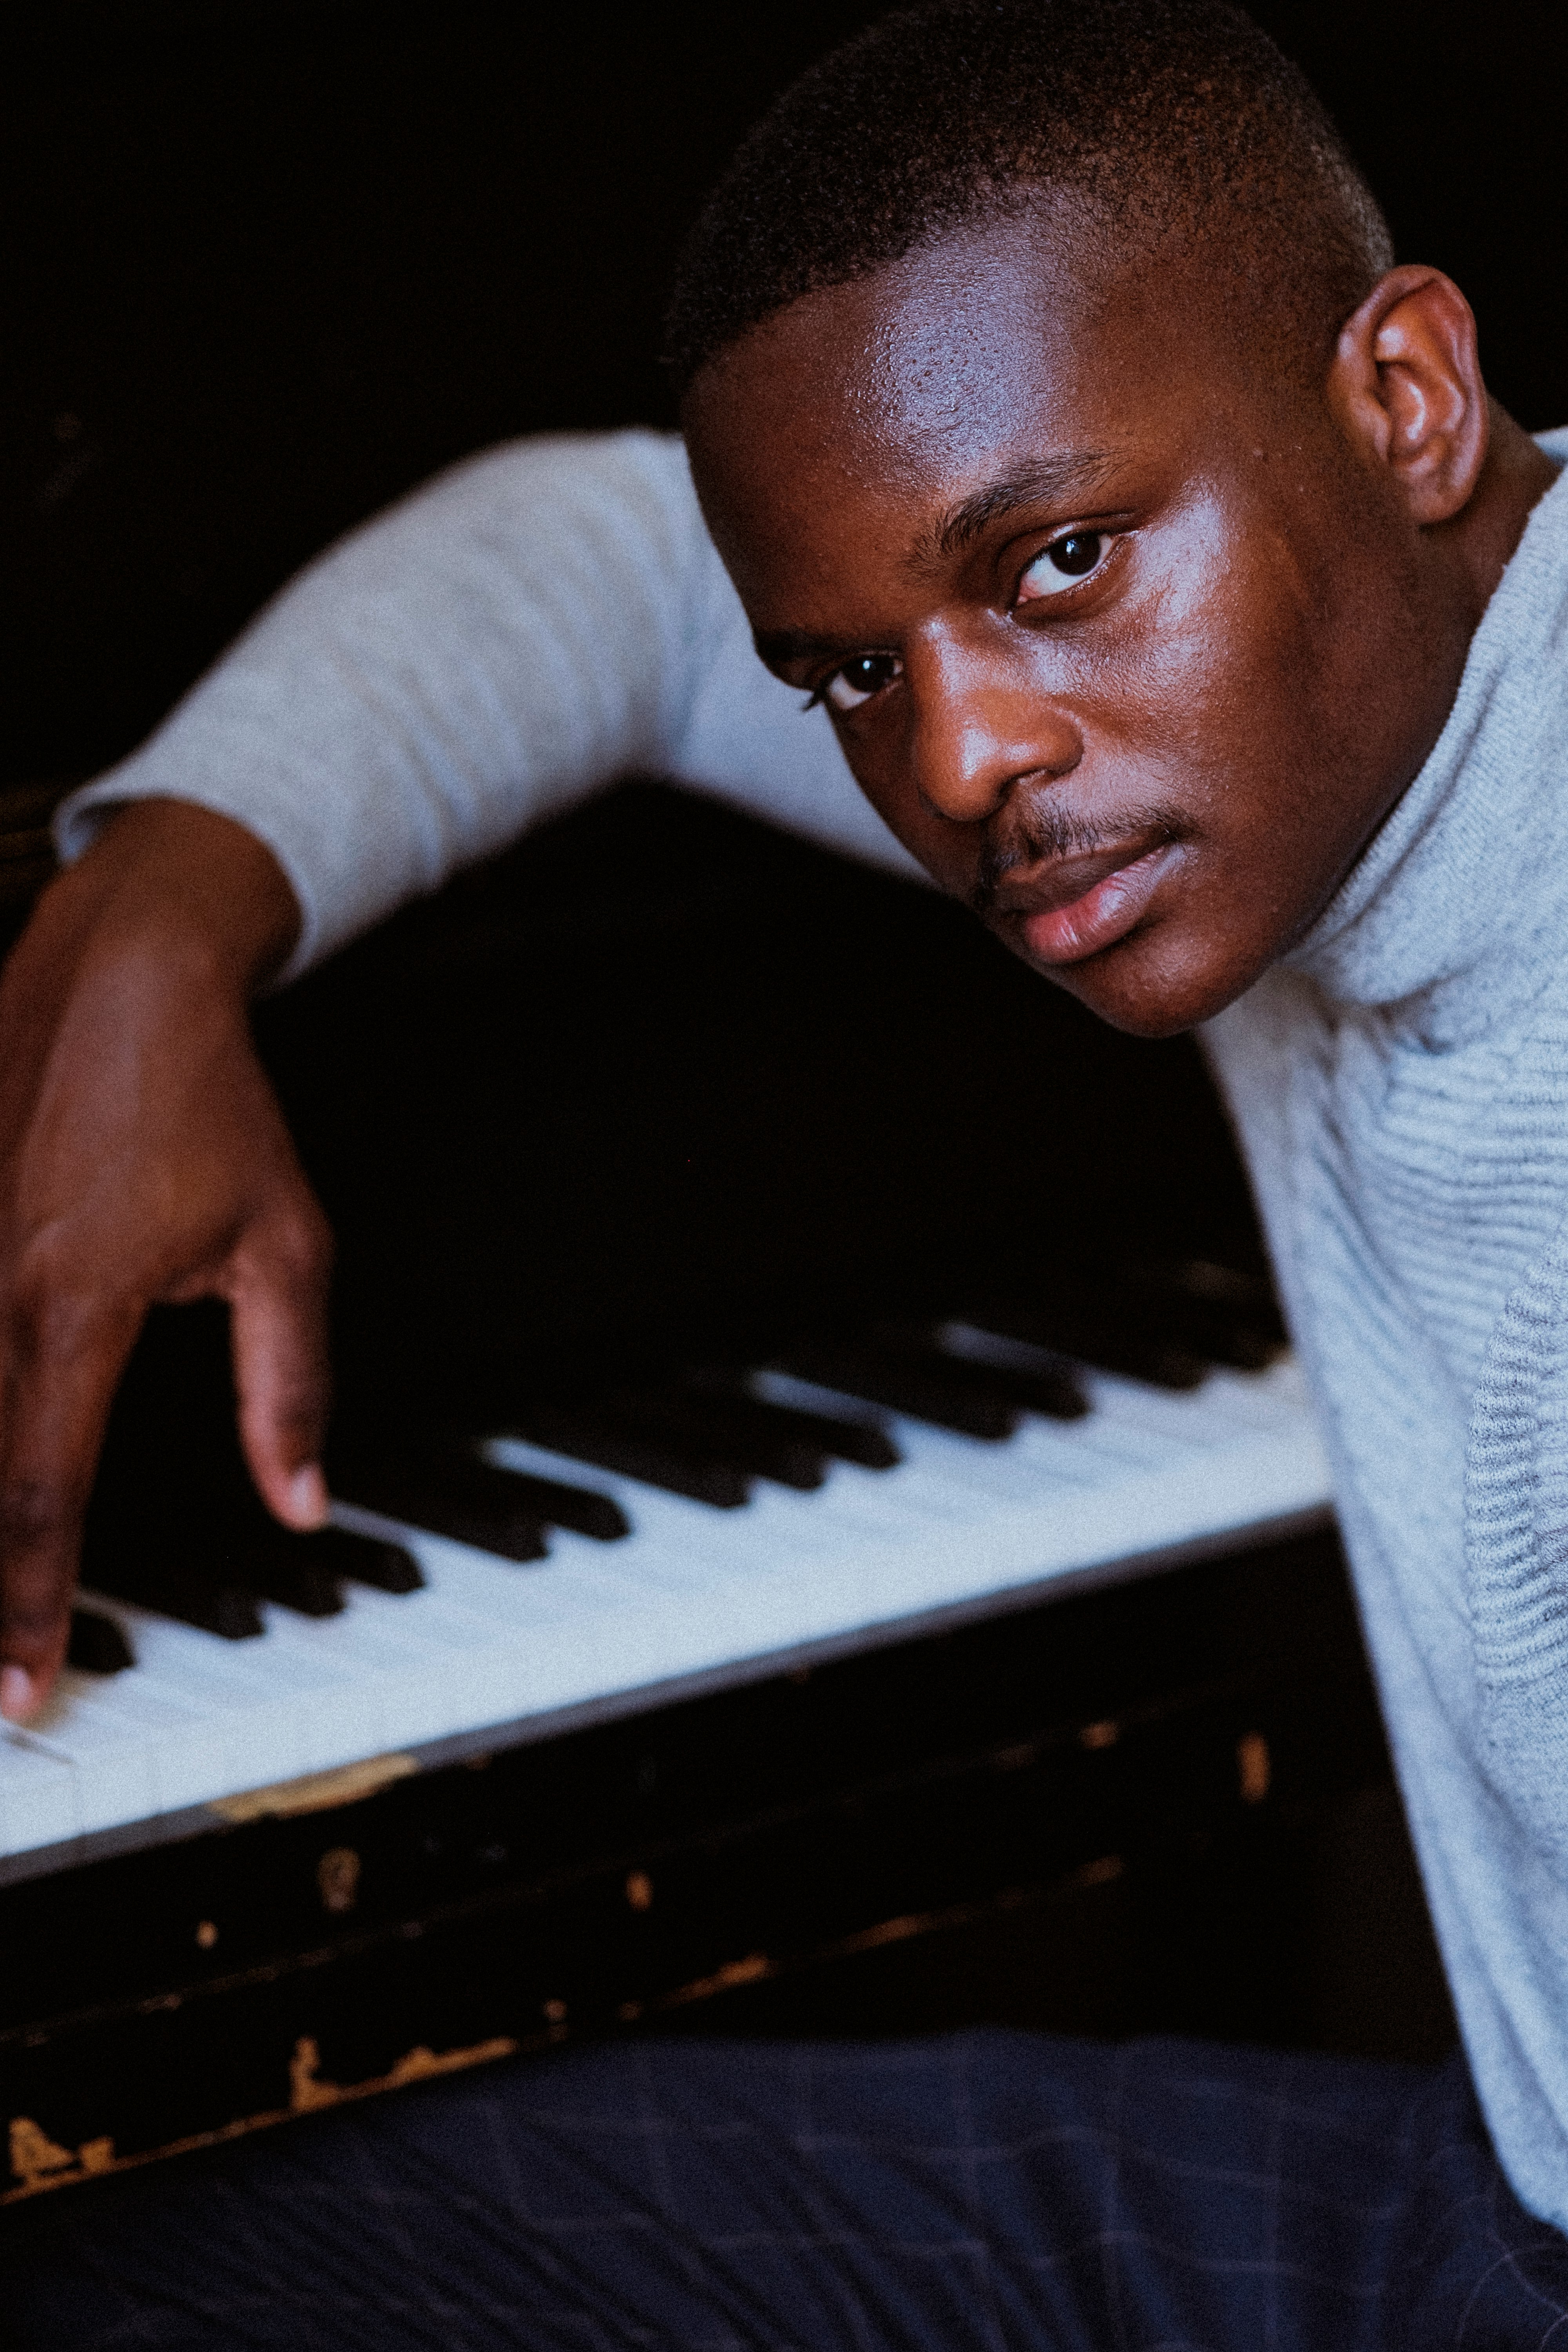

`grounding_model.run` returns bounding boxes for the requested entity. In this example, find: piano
[0,785,1443,2210]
